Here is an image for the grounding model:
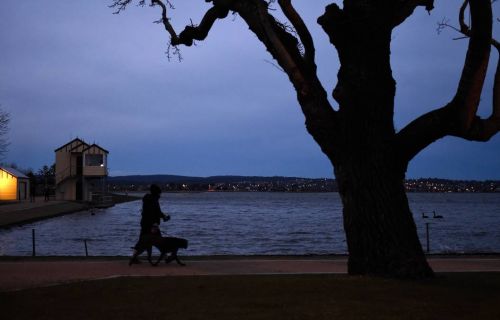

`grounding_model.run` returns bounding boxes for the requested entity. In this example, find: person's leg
[130,227,149,264]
